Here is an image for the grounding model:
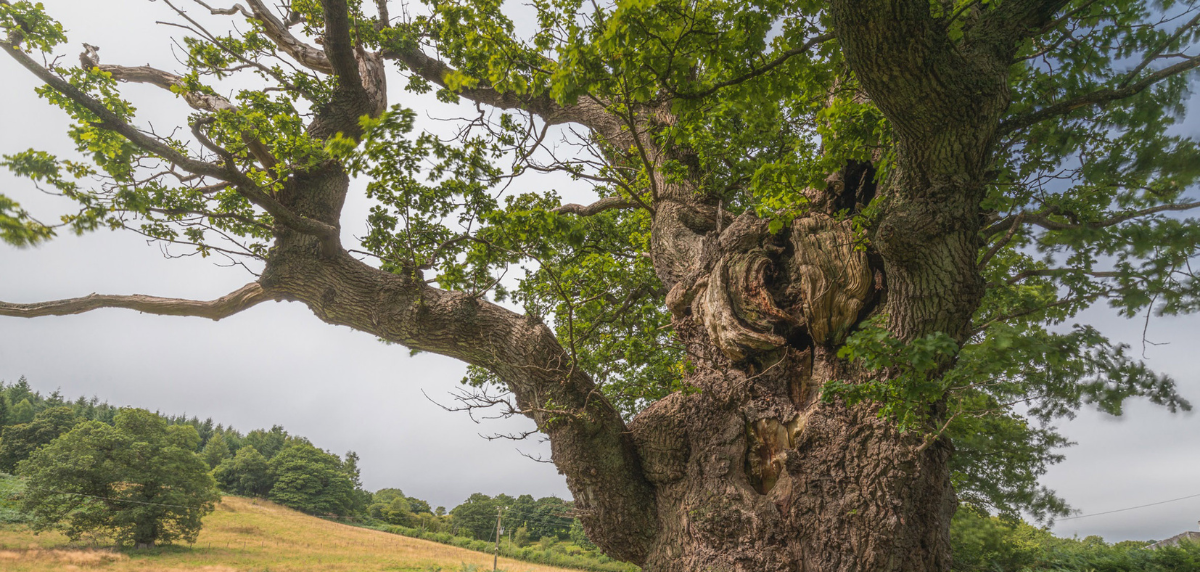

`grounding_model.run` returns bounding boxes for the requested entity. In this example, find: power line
[1059,492,1200,521]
